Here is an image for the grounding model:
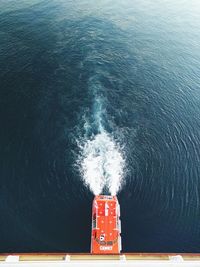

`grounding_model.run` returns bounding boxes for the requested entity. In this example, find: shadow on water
[0,5,96,252]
